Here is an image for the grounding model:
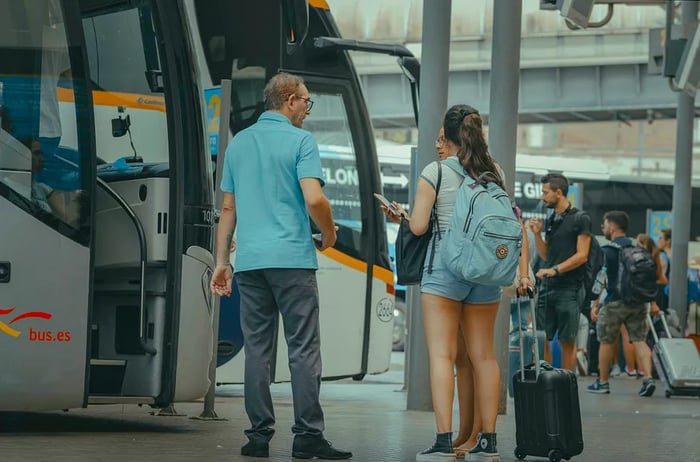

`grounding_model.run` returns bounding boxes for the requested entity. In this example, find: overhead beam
[570,111,595,121]
[360,62,696,128]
